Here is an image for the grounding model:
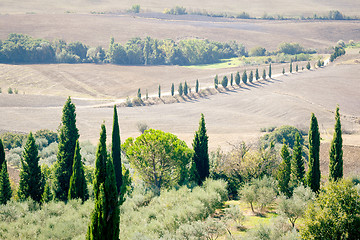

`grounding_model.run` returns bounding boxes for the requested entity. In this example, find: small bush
[7,87,13,94]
